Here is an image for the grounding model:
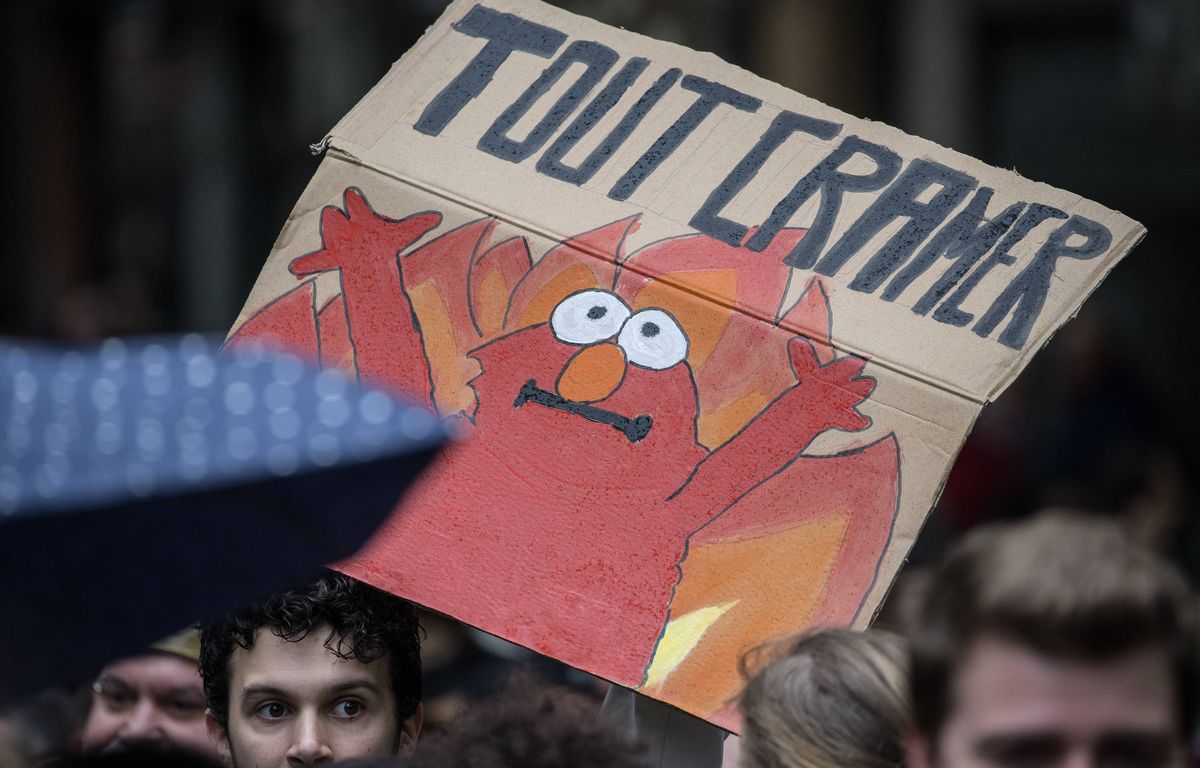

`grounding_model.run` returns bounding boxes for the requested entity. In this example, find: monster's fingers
[342,187,374,221]
[290,248,338,276]
[820,354,870,386]
[835,407,872,432]
[289,203,357,276]
[789,337,874,391]
[787,336,824,377]
[837,372,877,402]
